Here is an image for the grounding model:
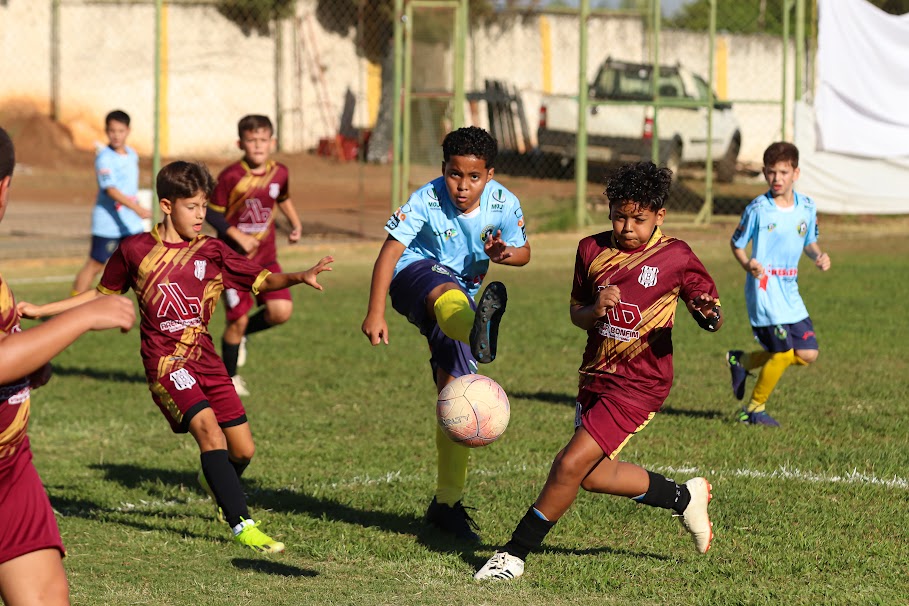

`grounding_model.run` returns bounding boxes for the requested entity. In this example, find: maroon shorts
[223,260,291,323]
[574,389,657,460]
[148,365,247,434]
[0,460,64,565]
